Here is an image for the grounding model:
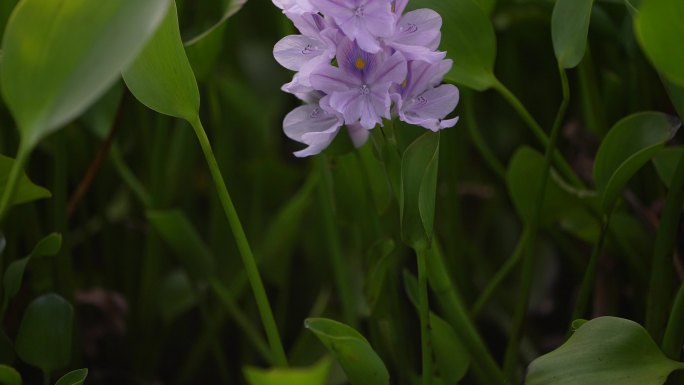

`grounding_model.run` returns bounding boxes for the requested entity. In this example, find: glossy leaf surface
[552,0,594,68]
[0,0,168,146]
